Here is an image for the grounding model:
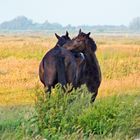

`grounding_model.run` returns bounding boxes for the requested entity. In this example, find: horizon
[0,15,134,27]
[0,0,140,26]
